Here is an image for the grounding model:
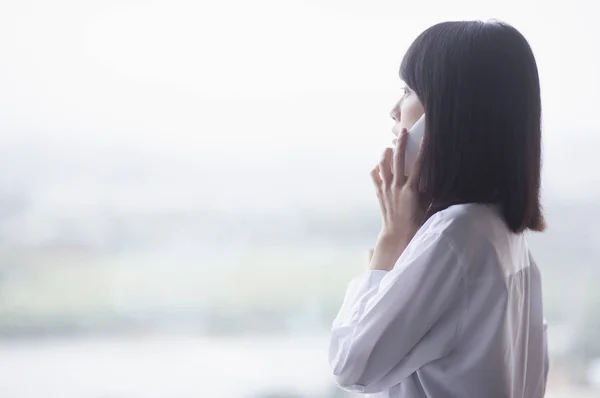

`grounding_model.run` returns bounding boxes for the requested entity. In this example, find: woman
[329,21,549,398]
